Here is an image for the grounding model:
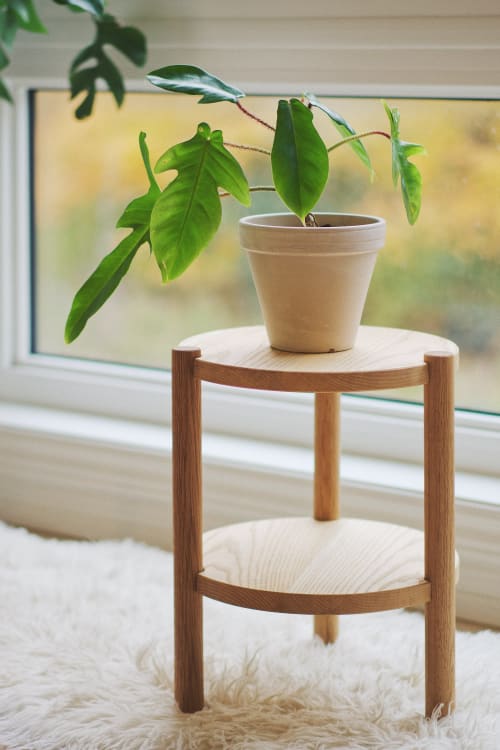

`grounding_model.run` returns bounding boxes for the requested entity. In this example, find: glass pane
[32,91,500,412]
